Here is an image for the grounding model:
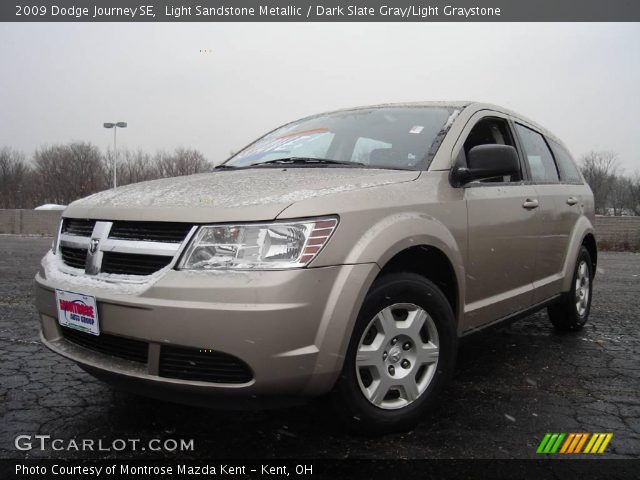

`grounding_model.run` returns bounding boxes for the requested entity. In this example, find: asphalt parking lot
[0,236,638,459]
